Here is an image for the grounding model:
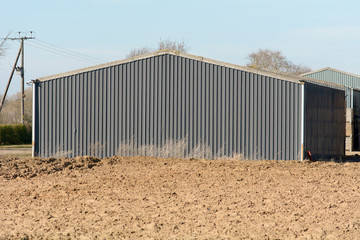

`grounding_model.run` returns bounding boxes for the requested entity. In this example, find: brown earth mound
[0,156,101,179]
[1,156,360,239]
